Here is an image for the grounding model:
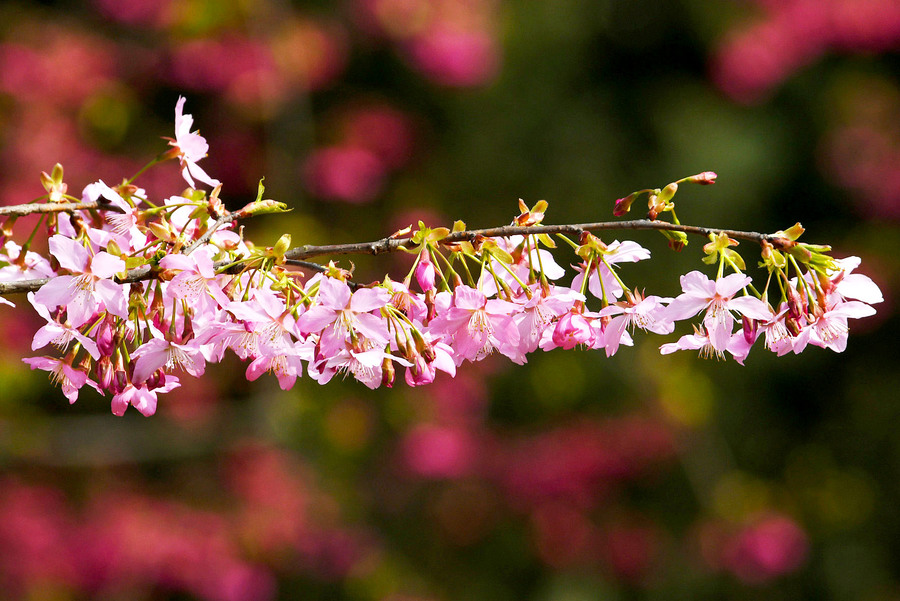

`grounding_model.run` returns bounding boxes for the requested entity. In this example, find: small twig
[0,200,125,218]
[284,259,361,290]
[182,213,235,256]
